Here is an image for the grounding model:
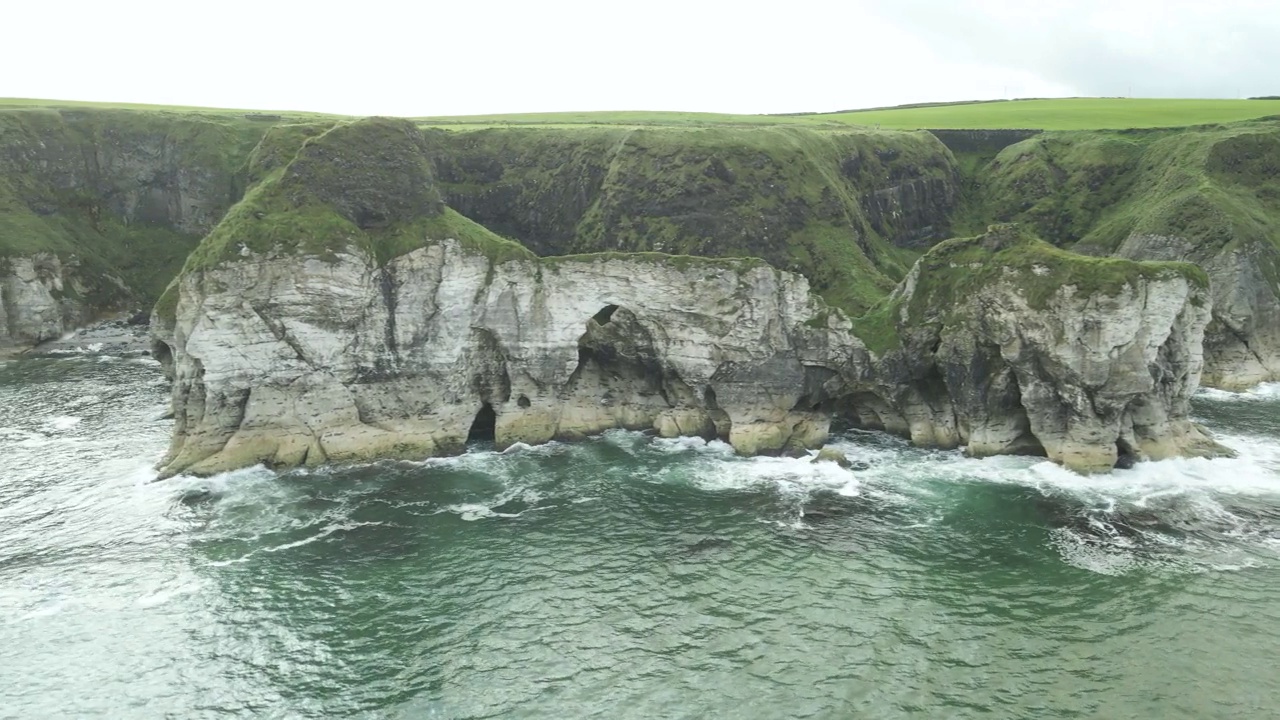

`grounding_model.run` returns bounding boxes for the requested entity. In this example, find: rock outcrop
[979,125,1280,390]
[153,239,850,478]
[155,220,1226,477]
[851,225,1231,472]
[1117,232,1280,390]
[0,253,128,348]
[151,118,853,477]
